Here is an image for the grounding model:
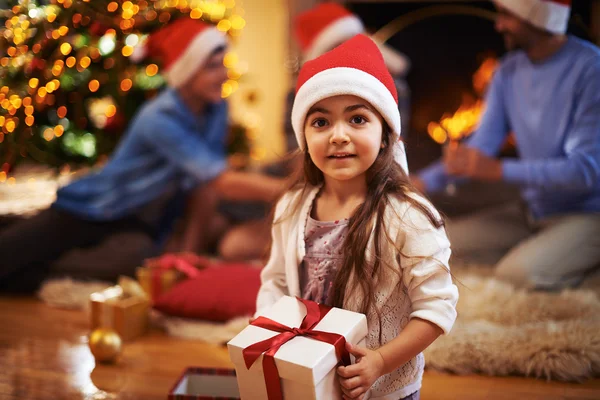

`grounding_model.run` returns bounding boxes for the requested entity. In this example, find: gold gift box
[135,266,183,302]
[90,285,149,341]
